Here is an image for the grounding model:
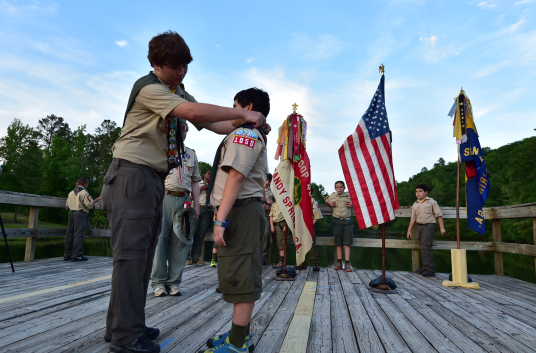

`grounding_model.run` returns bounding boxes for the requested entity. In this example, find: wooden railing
[1,190,535,278]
